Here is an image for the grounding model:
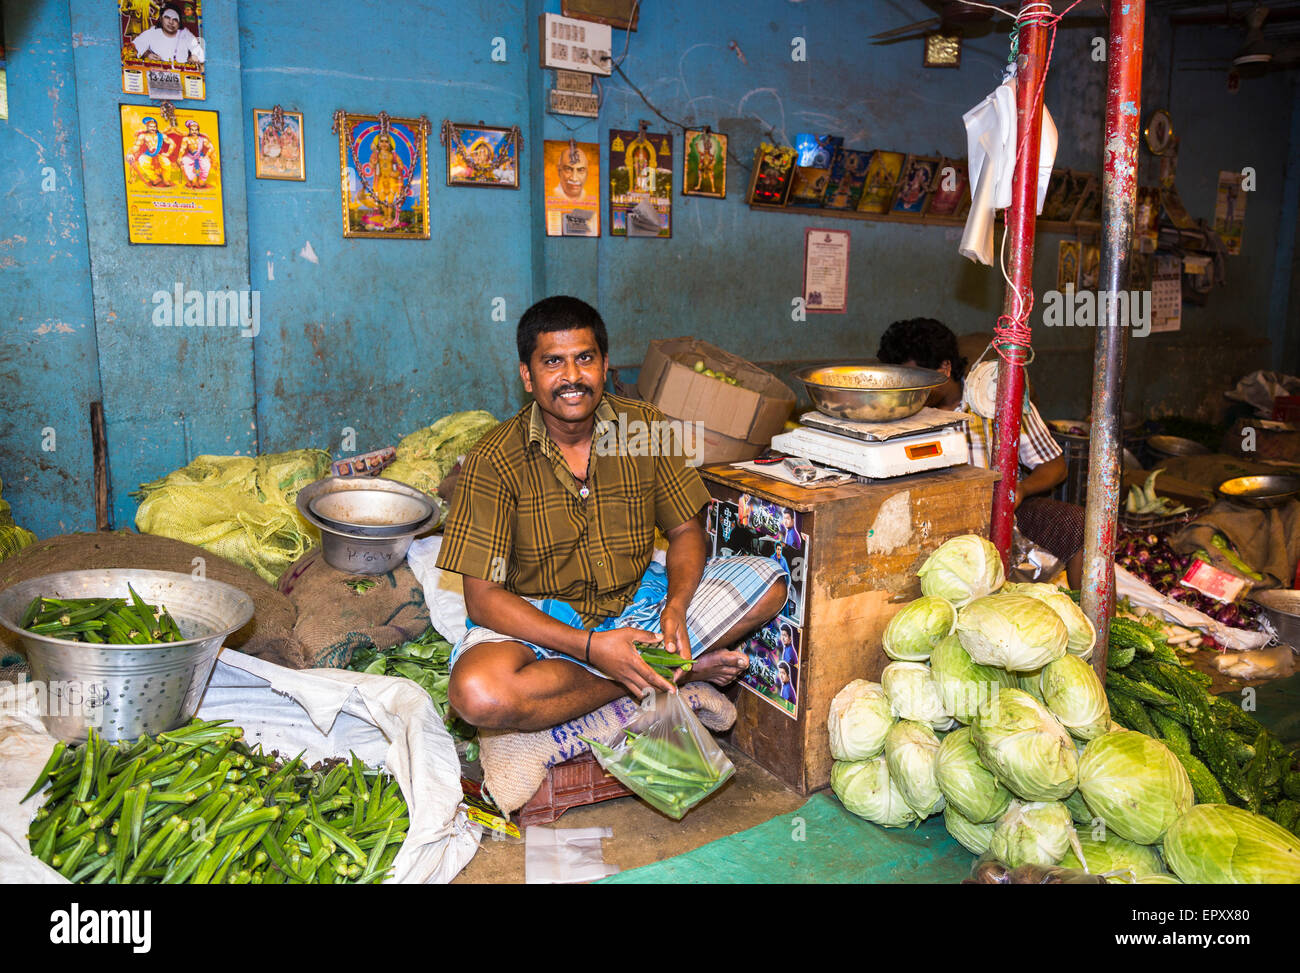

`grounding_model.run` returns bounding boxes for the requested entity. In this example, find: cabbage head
[929,634,1015,725]
[884,720,946,818]
[1077,730,1193,844]
[1060,830,1166,882]
[883,596,957,662]
[1041,655,1110,740]
[1003,582,1097,660]
[918,534,1005,607]
[936,726,1012,823]
[944,805,996,856]
[881,662,955,731]
[828,680,895,761]
[971,688,1078,801]
[1163,804,1300,884]
[831,757,918,829]
[989,801,1074,867]
[956,594,1068,672]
